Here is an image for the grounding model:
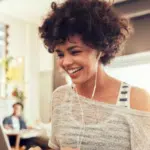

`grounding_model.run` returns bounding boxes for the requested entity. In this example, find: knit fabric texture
[49,84,150,150]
